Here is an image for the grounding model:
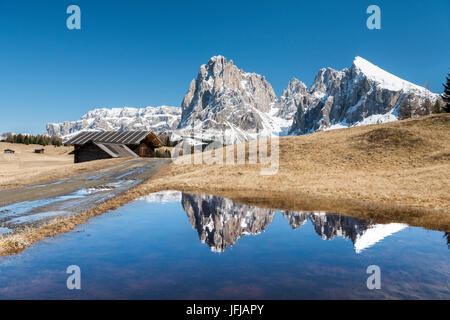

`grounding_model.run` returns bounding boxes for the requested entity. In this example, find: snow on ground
[324,108,399,132]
